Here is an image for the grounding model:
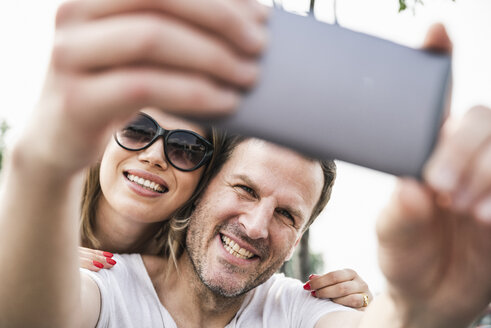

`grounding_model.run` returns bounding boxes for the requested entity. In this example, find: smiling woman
[79,108,226,267]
